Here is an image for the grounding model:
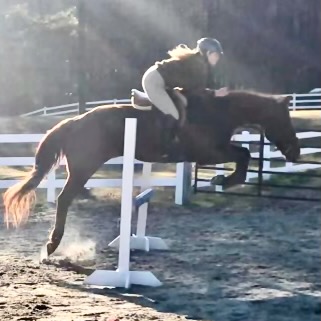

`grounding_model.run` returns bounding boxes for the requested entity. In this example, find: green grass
[268,168,321,187]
